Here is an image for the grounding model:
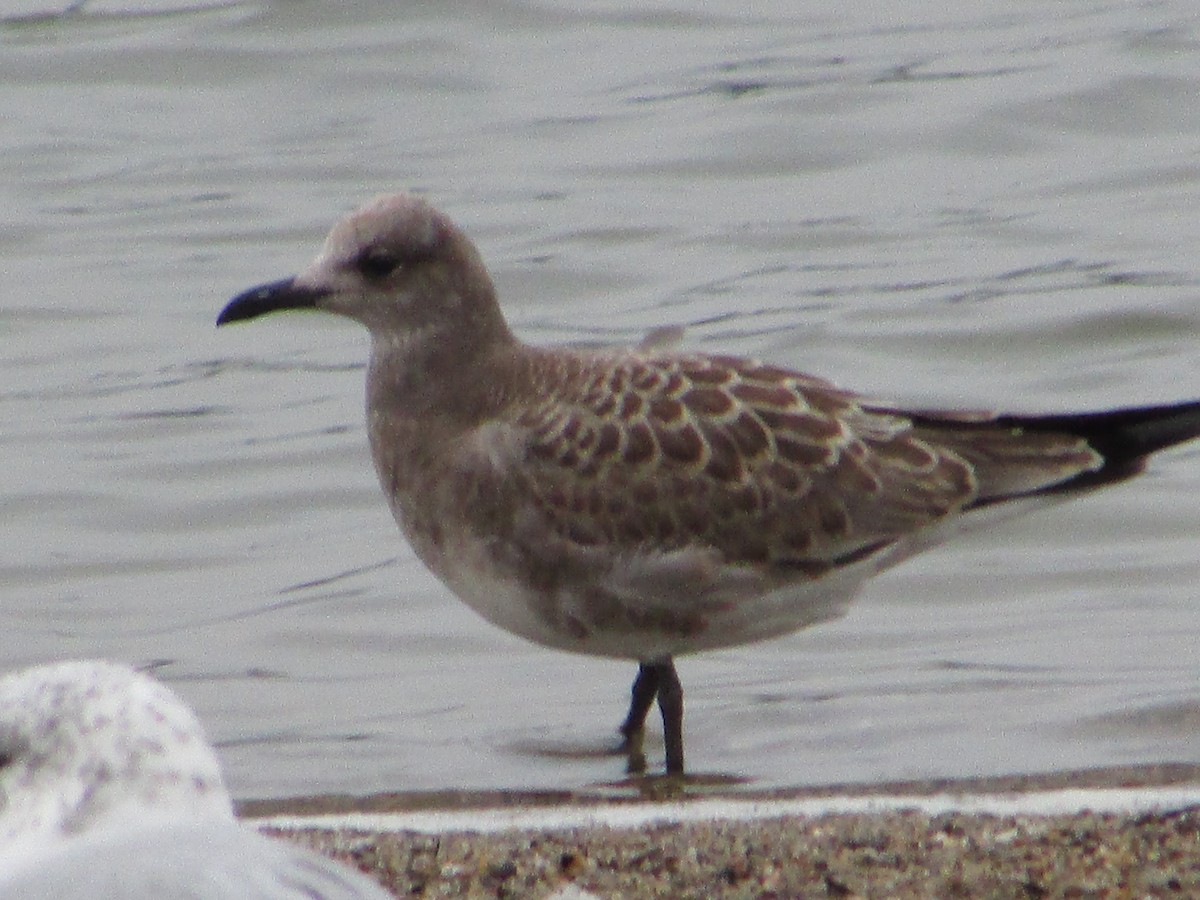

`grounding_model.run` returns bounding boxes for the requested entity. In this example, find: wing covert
[507,351,979,567]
